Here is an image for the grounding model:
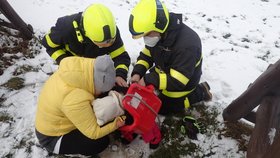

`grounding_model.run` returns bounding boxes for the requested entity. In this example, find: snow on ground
[1,0,280,157]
